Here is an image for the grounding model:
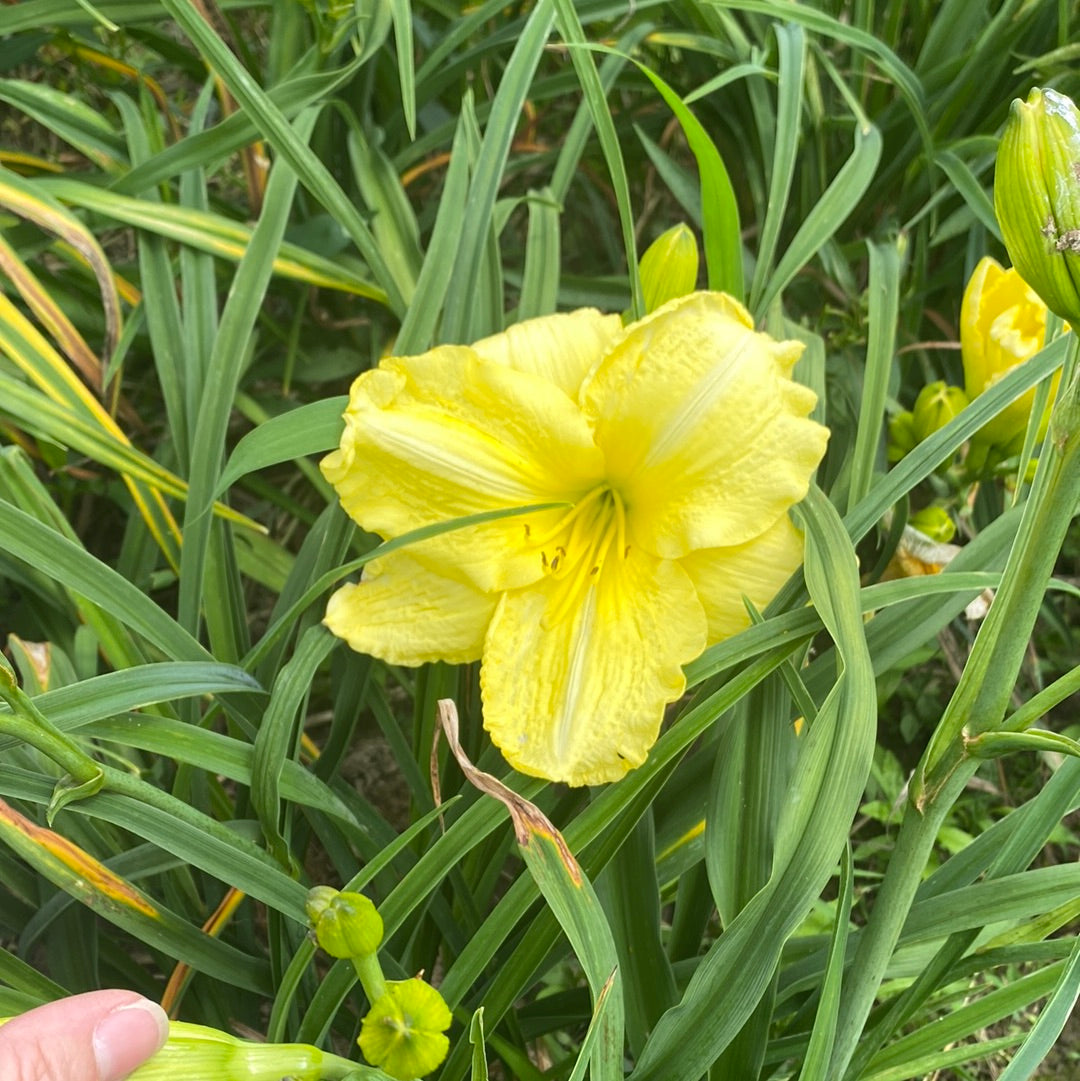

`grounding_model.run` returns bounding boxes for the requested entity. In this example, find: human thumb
[0,989,169,1081]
